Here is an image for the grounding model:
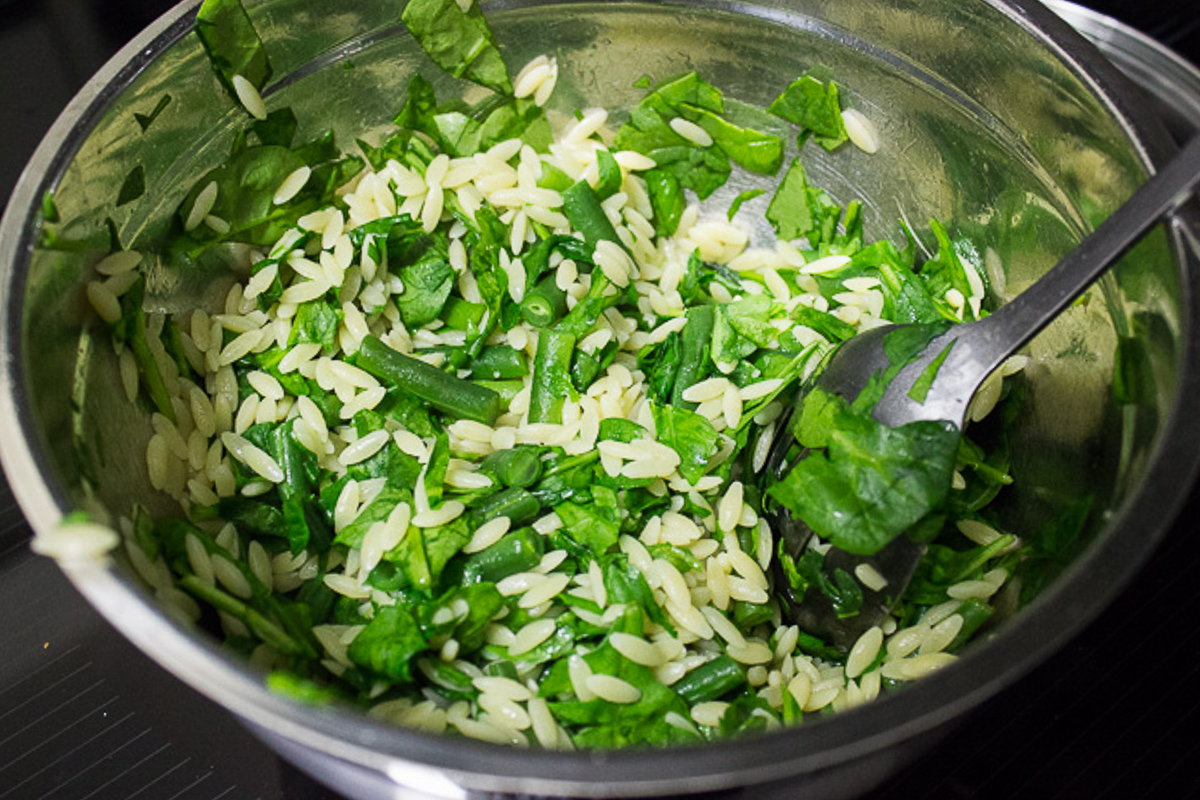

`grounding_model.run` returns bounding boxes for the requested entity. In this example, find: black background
[1,2,1198,799]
